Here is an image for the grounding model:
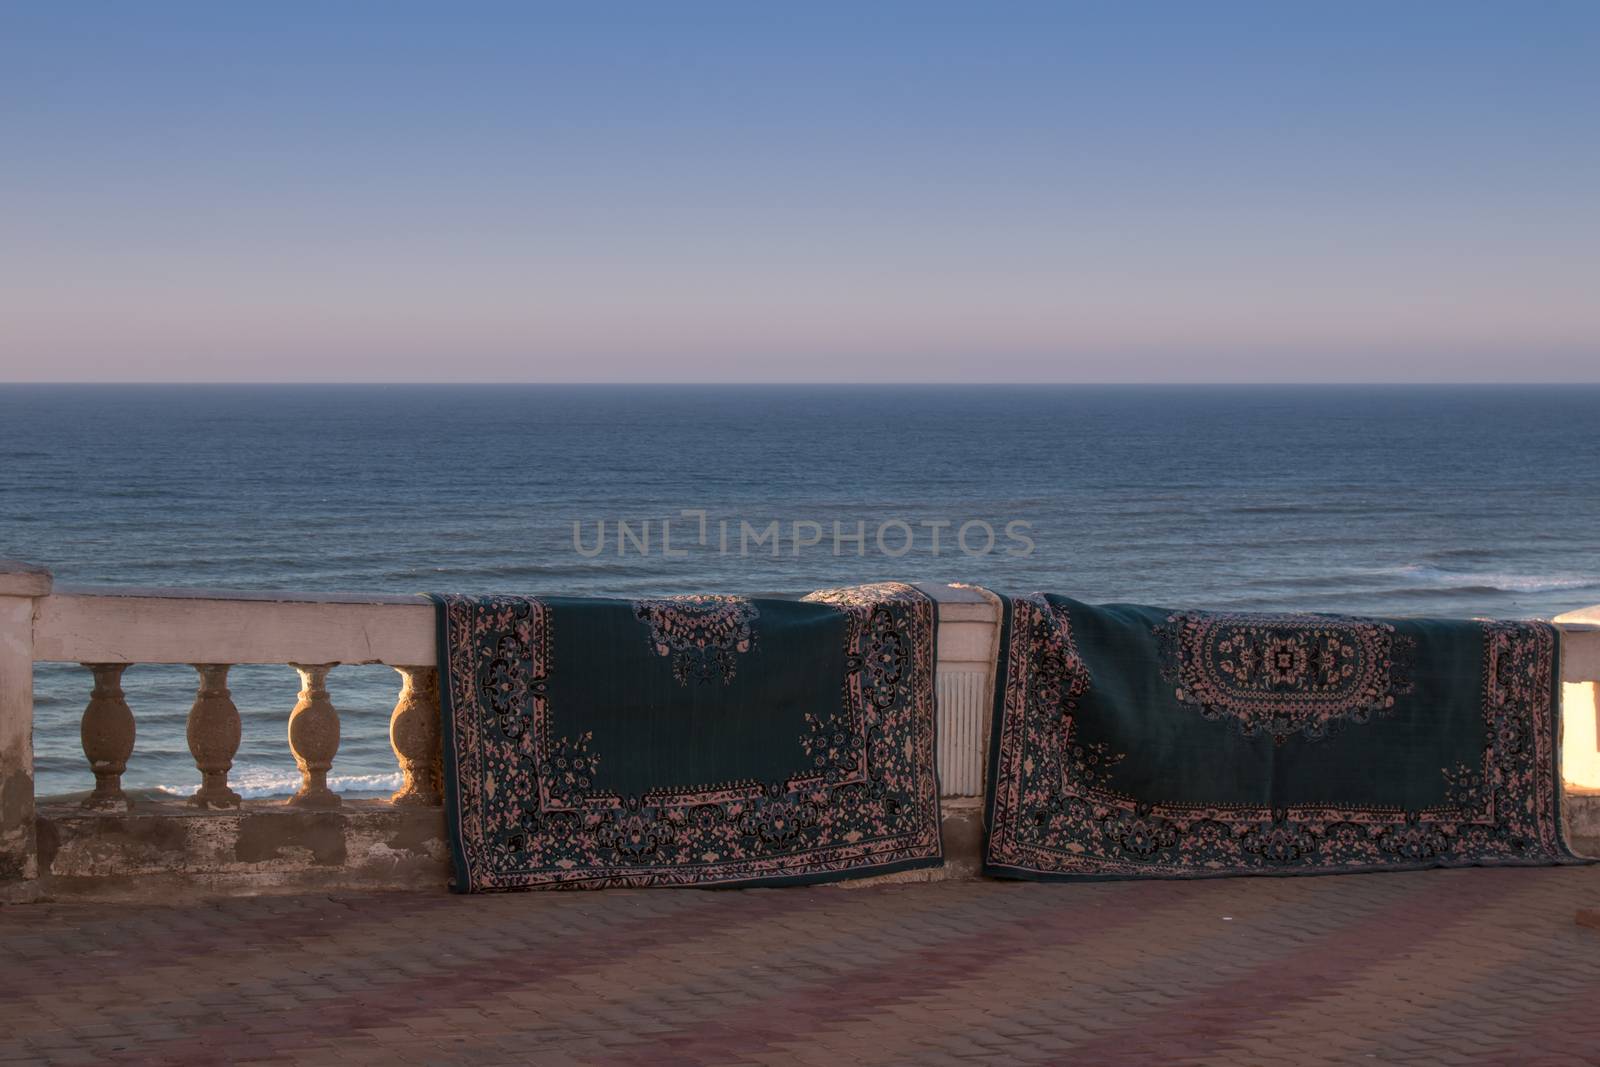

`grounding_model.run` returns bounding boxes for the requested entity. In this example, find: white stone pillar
[1552,611,1600,793]
[0,561,51,887]
[915,582,1002,798]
